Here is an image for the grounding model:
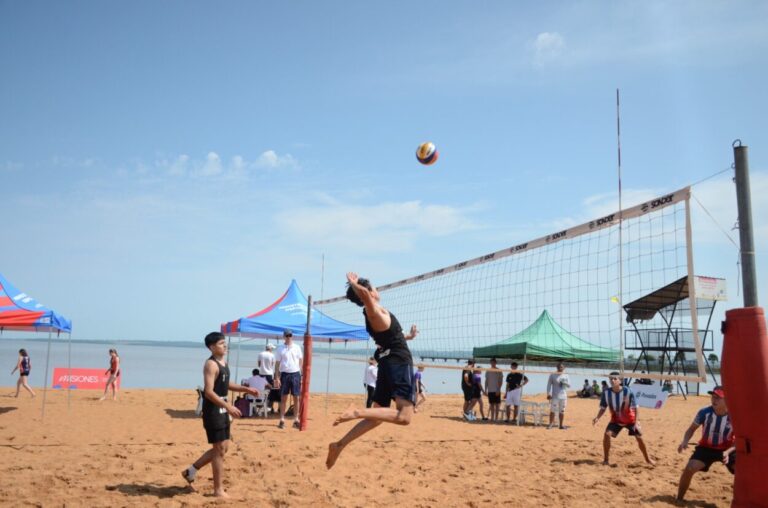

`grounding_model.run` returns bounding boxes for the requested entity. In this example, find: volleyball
[416,141,438,165]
